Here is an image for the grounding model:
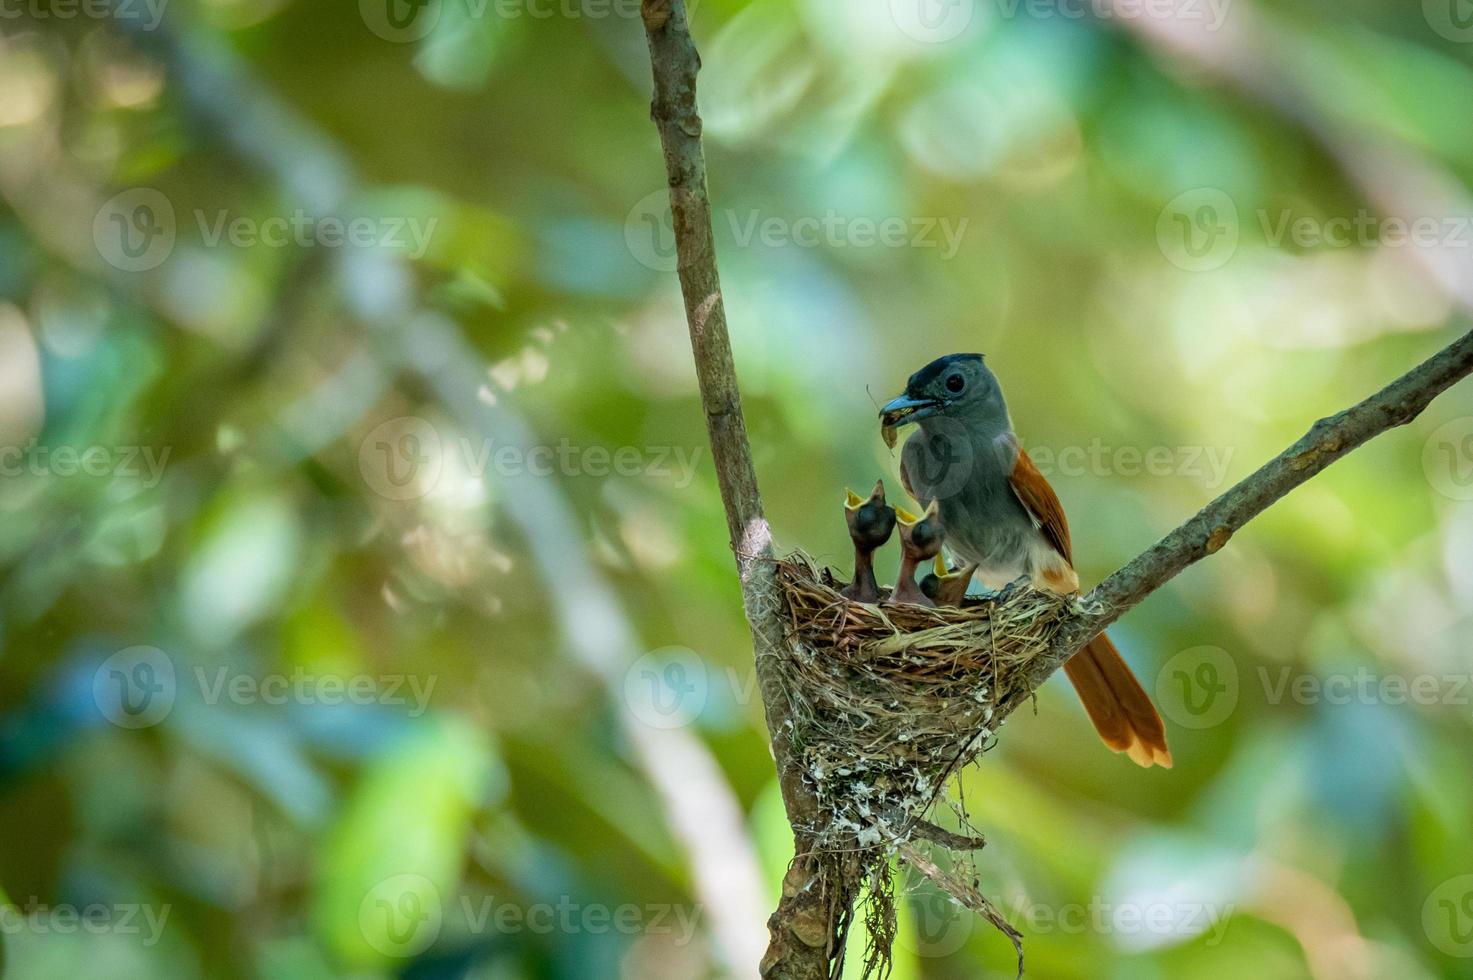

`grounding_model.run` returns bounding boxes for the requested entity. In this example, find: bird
[924,555,979,607]
[890,500,943,606]
[840,479,896,604]
[879,353,1173,768]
